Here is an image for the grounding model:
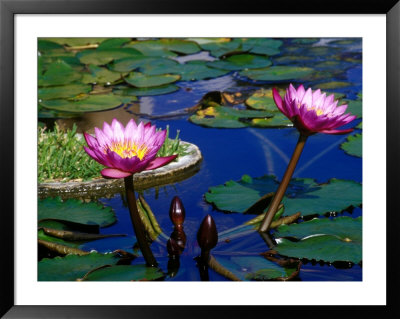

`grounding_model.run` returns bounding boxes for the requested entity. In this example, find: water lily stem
[124,175,158,267]
[259,134,308,233]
